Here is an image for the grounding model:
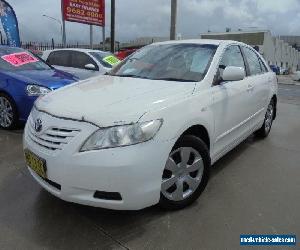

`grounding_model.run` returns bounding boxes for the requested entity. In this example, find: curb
[278,82,300,86]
